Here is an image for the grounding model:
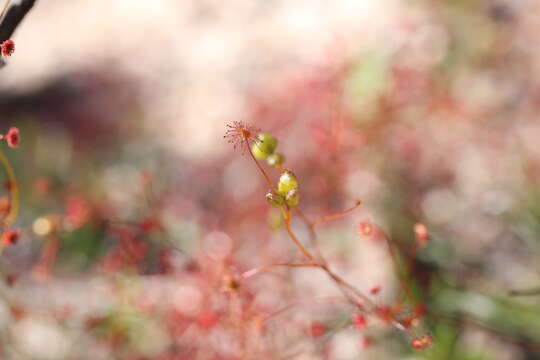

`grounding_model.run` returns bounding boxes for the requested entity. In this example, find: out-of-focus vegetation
[0,0,540,359]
